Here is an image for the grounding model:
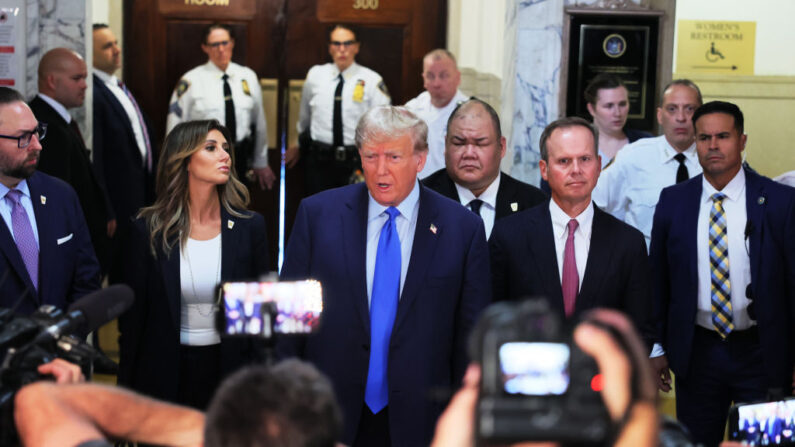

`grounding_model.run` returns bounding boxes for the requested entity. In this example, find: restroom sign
[676,20,755,75]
